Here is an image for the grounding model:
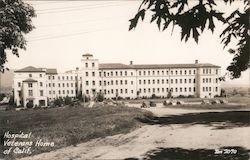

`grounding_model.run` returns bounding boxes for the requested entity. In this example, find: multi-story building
[13,53,221,107]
